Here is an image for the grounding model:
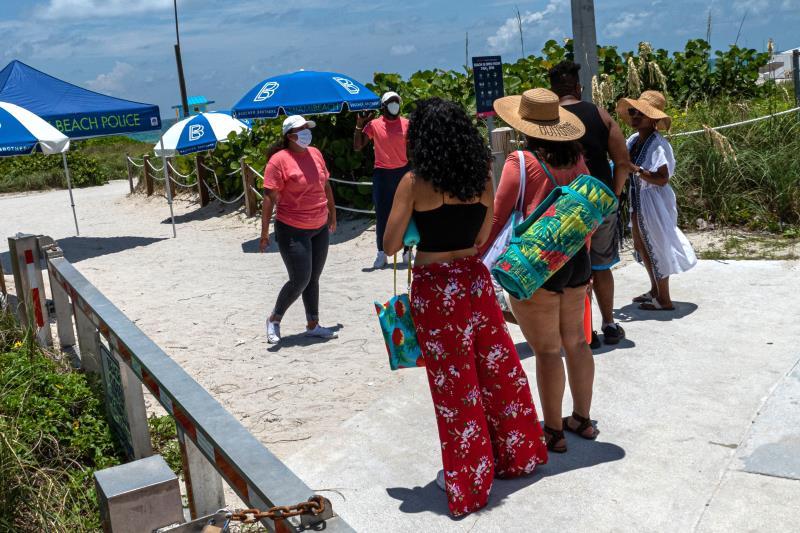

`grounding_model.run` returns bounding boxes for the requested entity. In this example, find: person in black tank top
[550,60,632,346]
[382,98,548,518]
